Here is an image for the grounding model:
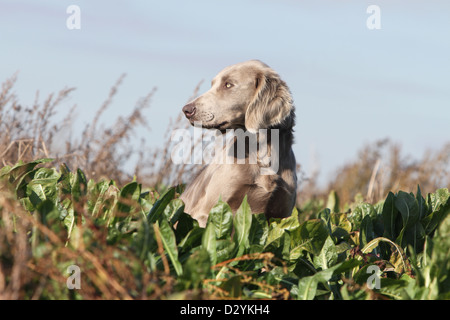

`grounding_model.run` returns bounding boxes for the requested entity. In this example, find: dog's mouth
[192,121,229,132]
